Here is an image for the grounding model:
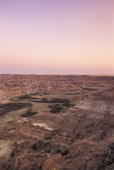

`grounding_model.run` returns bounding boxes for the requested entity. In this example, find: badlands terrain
[0,74,114,170]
